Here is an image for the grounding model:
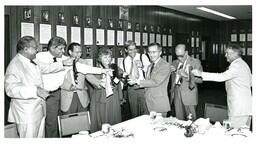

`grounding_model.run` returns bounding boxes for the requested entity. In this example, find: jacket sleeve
[5,67,37,99]
[36,60,65,74]
[139,64,171,88]
[192,59,203,84]
[76,62,103,74]
[202,64,237,82]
